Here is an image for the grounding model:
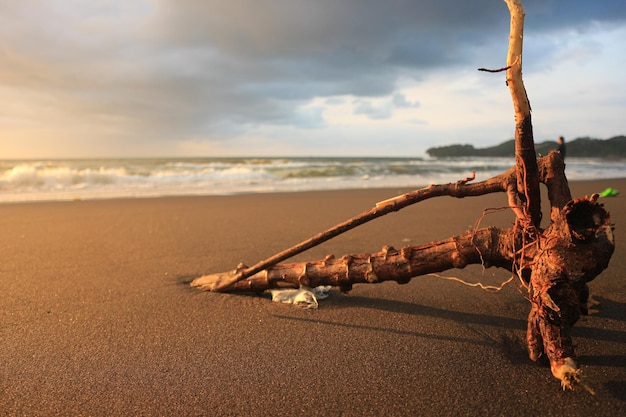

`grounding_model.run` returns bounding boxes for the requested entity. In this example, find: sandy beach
[1,179,625,416]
